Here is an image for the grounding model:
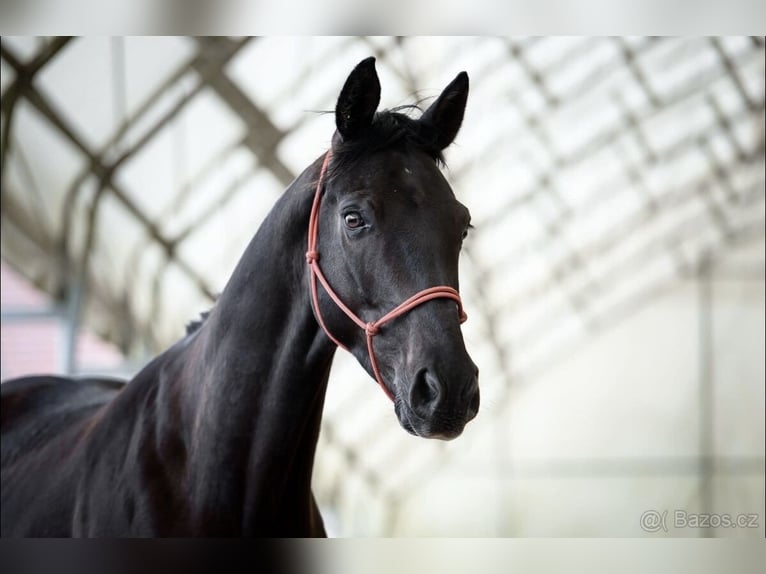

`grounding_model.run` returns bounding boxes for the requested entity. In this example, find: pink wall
[1,262,124,380]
